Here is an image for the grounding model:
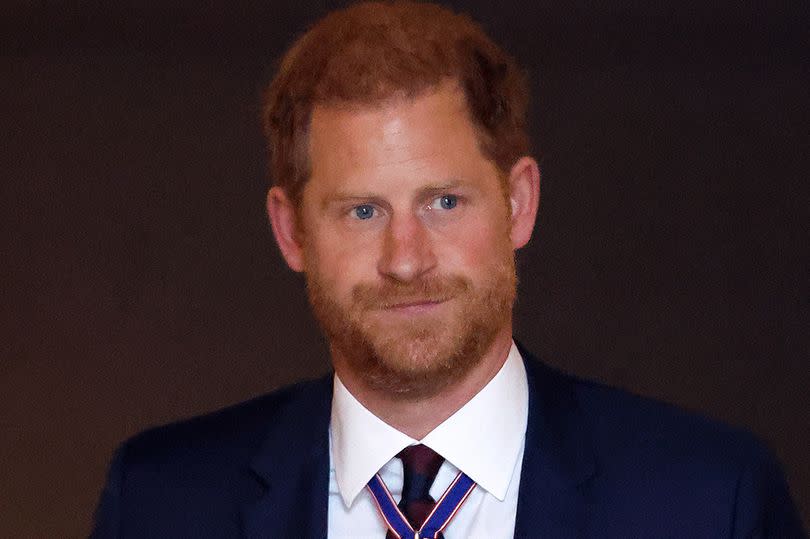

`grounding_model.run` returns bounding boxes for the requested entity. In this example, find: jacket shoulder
[568,371,765,464]
[91,374,333,538]
[121,373,332,470]
[525,357,805,536]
